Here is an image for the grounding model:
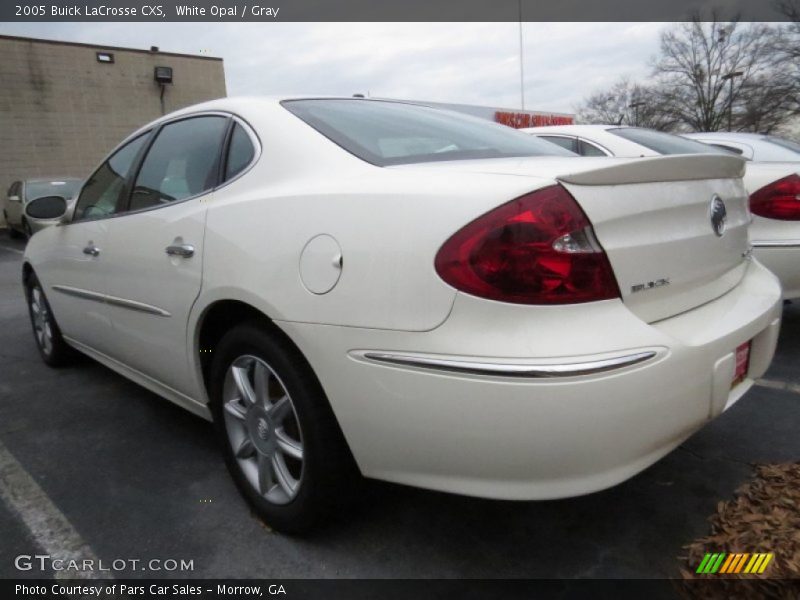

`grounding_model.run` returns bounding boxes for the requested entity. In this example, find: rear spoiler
[558,155,746,186]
